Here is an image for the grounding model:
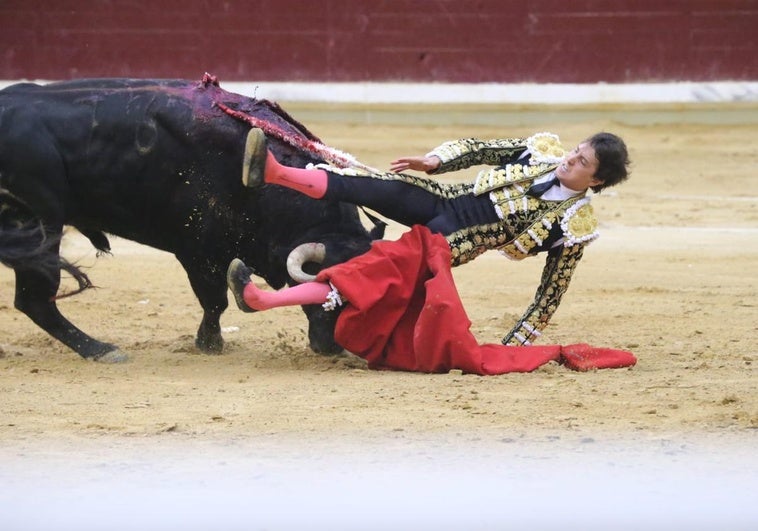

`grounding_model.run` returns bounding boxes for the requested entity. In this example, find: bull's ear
[360,207,387,240]
[368,220,387,240]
